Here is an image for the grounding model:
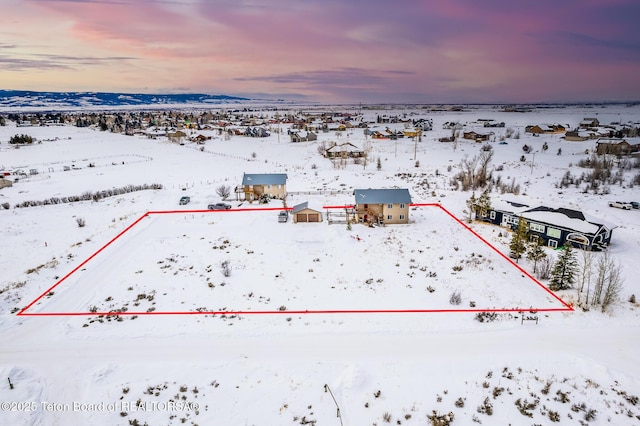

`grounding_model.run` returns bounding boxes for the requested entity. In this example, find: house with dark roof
[237,173,287,202]
[462,131,491,142]
[484,200,614,251]
[324,142,365,159]
[354,188,412,225]
[595,139,638,156]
